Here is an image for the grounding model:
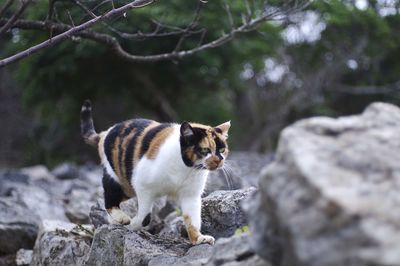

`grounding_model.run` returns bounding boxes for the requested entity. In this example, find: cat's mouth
[194,162,224,171]
[194,164,207,170]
